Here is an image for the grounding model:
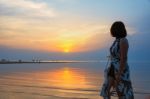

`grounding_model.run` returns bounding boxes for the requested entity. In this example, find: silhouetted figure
[100,21,134,99]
